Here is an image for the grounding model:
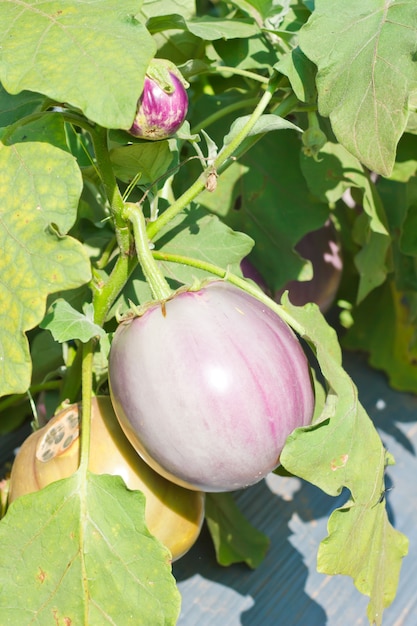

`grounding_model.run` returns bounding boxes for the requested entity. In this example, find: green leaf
[3,111,69,152]
[0,0,156,130]
[110,141,176,186]
[277,294,409,623]
[342,280,417,394]
[41,299,105,343]
[354,229,391,303]
[141,0,202,21]
[30,329,65,386]
[146,14,259,40]
[401,202,417,257]
[223,112,302,148]
[213,33,278,70]
[0,141,91,396]
[0,473,180,625]
[205,492,270,569]
[389,133,417,182]
[274,46,317,104]
[318,492,409,626]
[299,0,417,176]
[300,140,391,301]
[0,85,45,127]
